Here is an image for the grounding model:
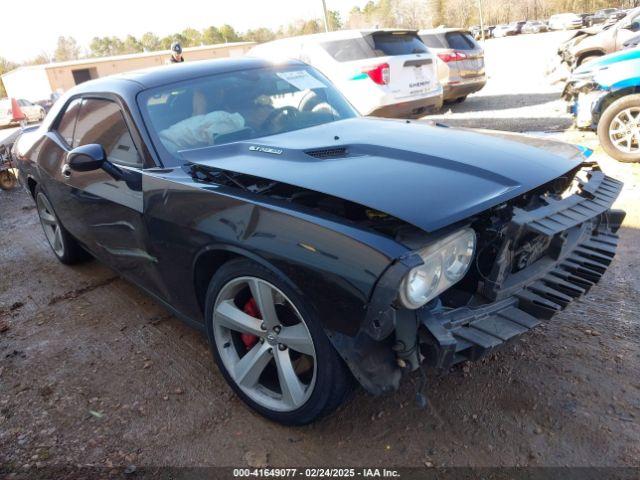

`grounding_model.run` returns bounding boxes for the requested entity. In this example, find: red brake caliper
[241,298,261,350]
